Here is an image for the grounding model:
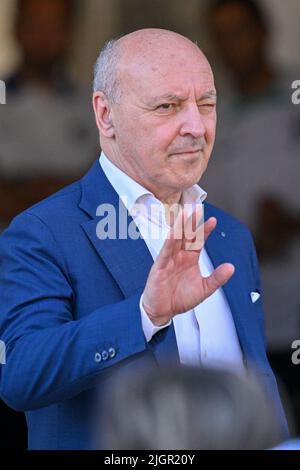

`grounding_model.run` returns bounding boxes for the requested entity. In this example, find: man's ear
[93,92,115,138]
